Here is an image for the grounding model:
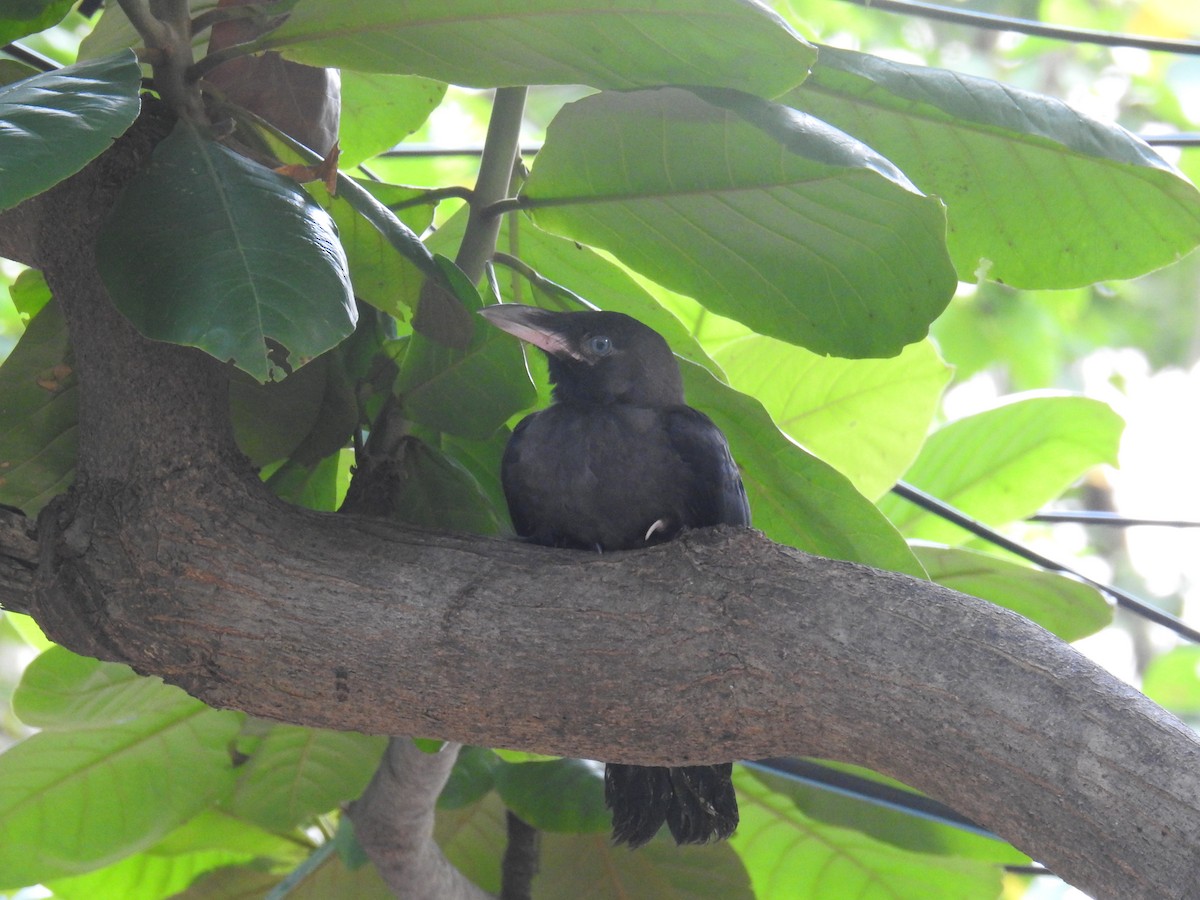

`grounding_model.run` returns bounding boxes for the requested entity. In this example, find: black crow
[479,303,750,848]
